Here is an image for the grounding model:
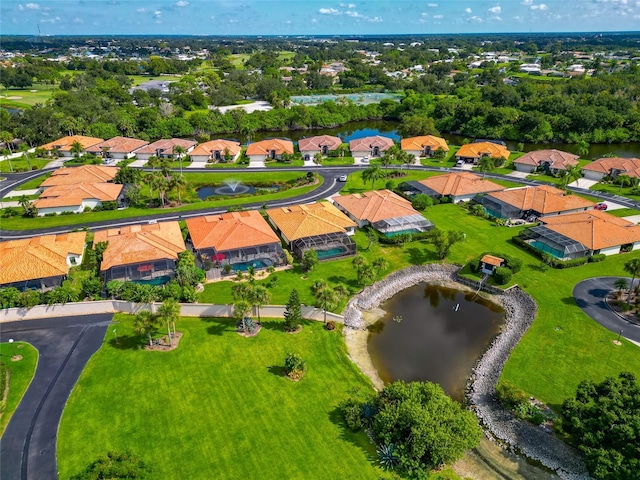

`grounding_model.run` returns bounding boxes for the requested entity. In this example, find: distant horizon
[2,1,640,37]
